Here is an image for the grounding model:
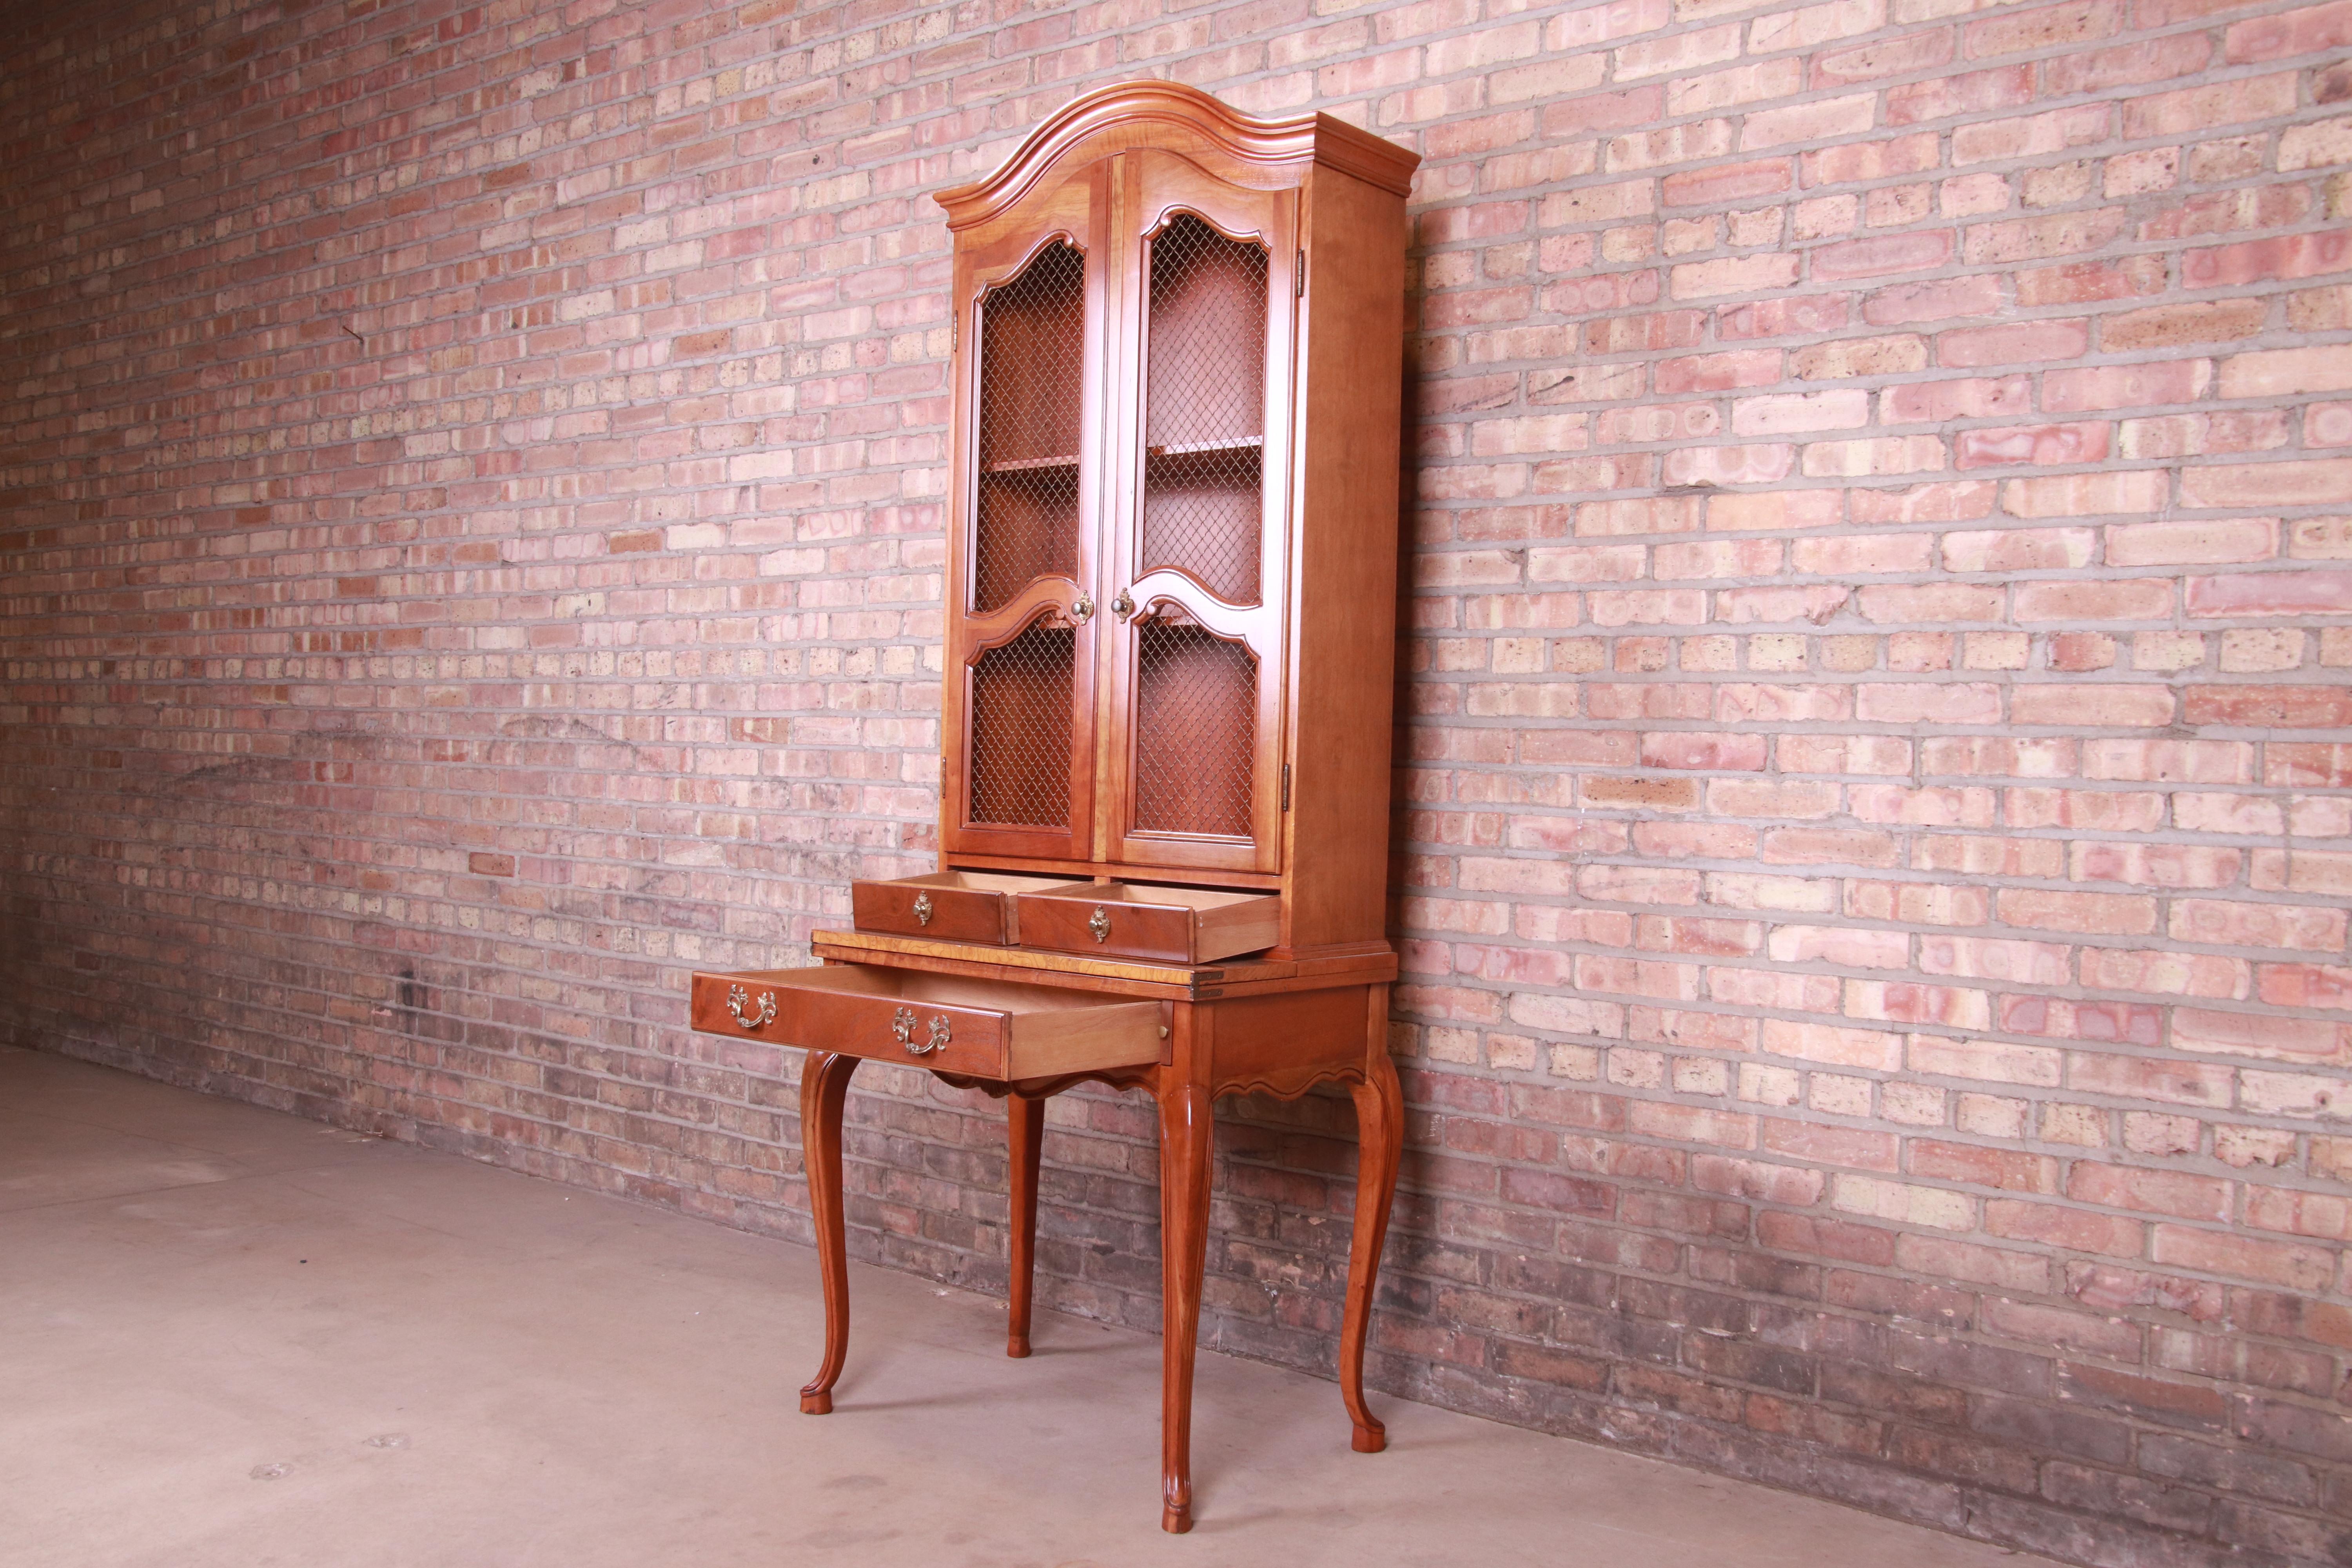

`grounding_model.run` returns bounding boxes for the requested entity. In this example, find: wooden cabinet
[690,82,1418,1535]
[934,84,1417,954]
